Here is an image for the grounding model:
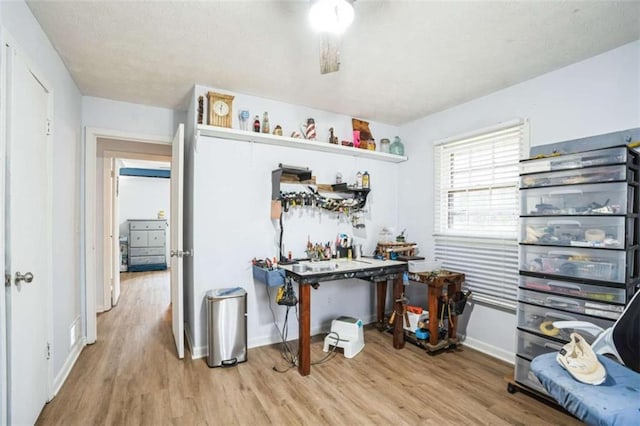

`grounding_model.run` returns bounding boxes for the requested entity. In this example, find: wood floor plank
[36,270,581,425]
